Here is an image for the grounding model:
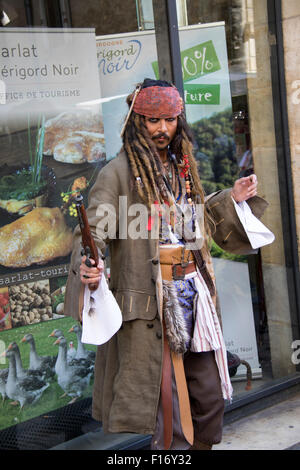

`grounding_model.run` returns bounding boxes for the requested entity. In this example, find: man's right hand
[79,255,104,285]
